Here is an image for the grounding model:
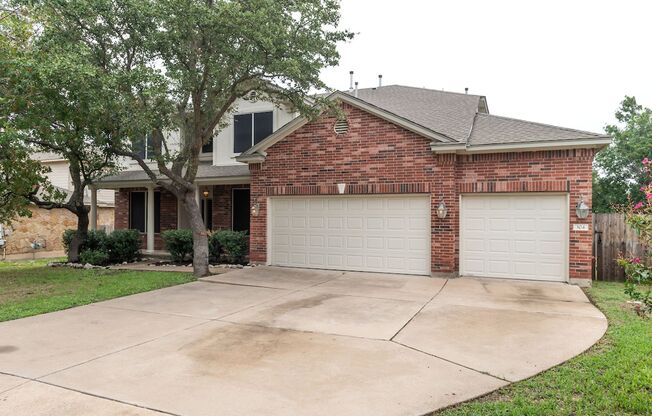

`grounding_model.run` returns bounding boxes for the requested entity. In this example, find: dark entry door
[232,188,250,232]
